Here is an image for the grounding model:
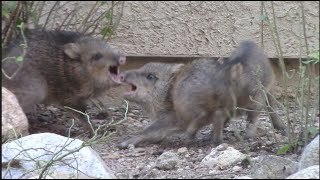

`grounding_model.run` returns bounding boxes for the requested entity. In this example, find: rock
[250,155,298,179]
[236,176,253,179]
[1,87,29,140]
[155,151,180,170]
[128,144,135,151]
[298,135,319,170]
[209,169,220,175]
[202,144,247,169]
[232,166,242,172]
[177,147,188,156]
[1,133,115,179]
[103,152,120,159]
[286,165,319,179]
